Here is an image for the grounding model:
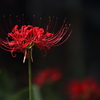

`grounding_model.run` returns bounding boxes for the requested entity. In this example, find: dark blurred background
[0,0,100,100]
